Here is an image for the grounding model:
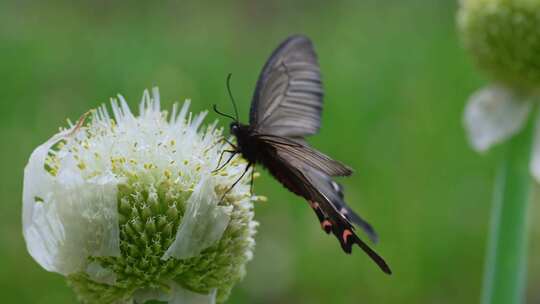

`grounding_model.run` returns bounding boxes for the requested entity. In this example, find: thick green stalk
[481,118,534,304]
